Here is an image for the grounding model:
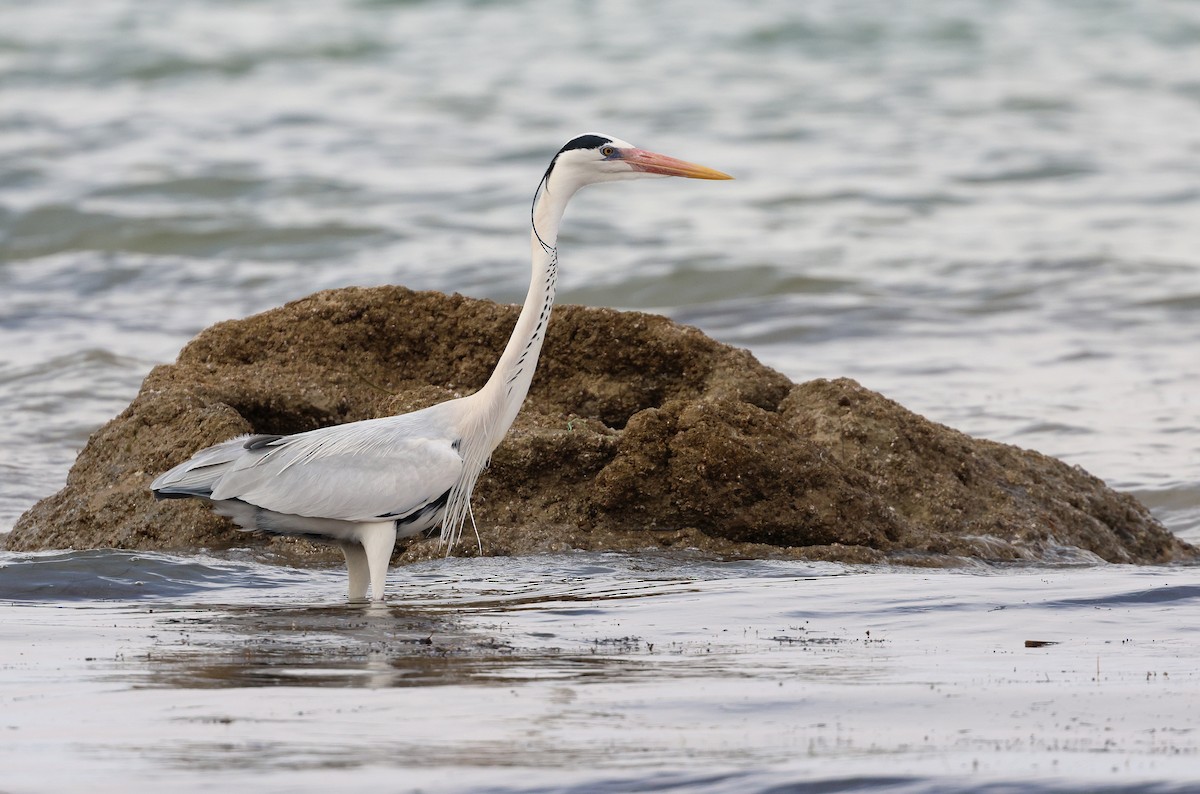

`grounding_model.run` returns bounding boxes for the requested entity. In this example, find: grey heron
[151,134,732,601]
